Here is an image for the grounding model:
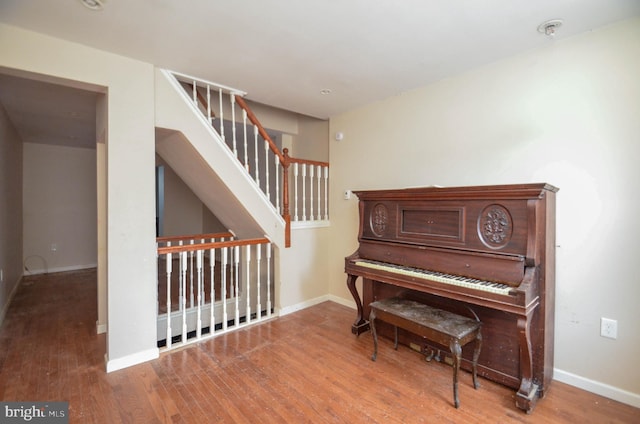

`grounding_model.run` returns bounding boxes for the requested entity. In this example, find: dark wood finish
[0,270,638,423]
[345,183,558,413]
[370,297,482,408]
